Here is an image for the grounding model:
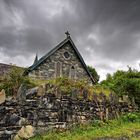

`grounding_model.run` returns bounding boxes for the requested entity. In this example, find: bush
[101,68,140,106]
[0,67,35,96]
[122,113,140,122]
[87,65,100,84]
